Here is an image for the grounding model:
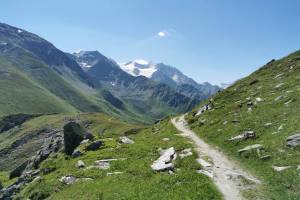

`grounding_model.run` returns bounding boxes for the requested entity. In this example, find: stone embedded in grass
[80,139,90,145]
[228,131,256,141]
[59,176,76,185]
[151,147,176,171]
[286,133,300,148]
[63,122,85,156]
[272,166,291,172]
[256,97,263,102]
[162,138,170,141]
[71,148,83,158]
[107,172,123,176]
[238,144,263,155]
[275,83,284,88]
[264,122,272,127]
[197,169,213,178]
[197,158,212,167]
[76,160,85,168]
[260,155,272,161]
[119,136,134,144]
[83,132,94,140]
[179,148,193,158]
[85,140,103,151]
